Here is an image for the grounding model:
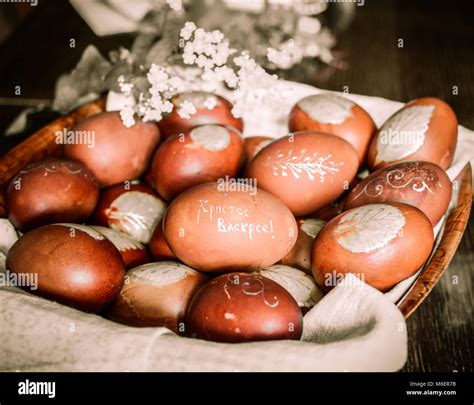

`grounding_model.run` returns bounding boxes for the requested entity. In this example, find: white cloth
[0,276,406,372]
[70,0,154,36]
